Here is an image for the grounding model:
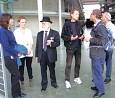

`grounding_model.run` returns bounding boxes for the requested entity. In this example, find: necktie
[44,31,47,51]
